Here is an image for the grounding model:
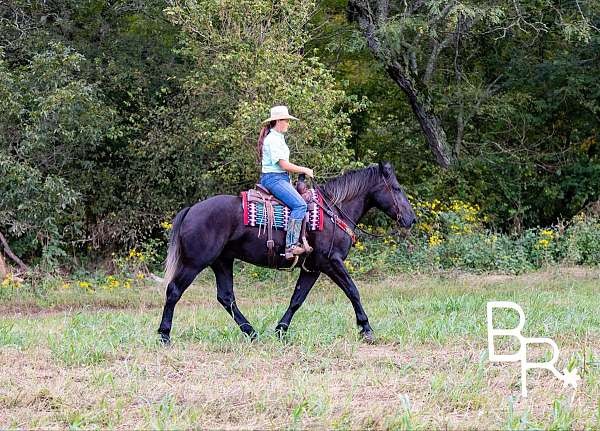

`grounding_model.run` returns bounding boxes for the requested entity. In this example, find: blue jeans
[259,172,307,220]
